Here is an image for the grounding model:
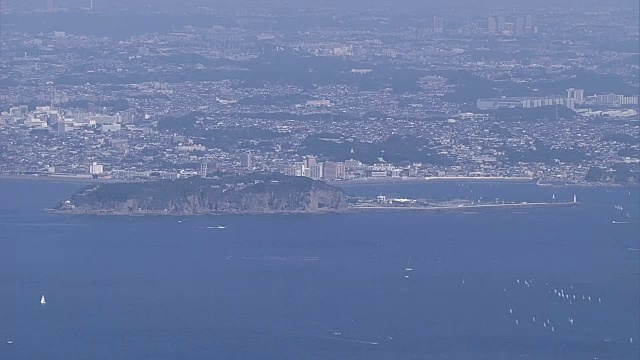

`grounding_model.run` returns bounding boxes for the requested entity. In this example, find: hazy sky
[2,0,639,12]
